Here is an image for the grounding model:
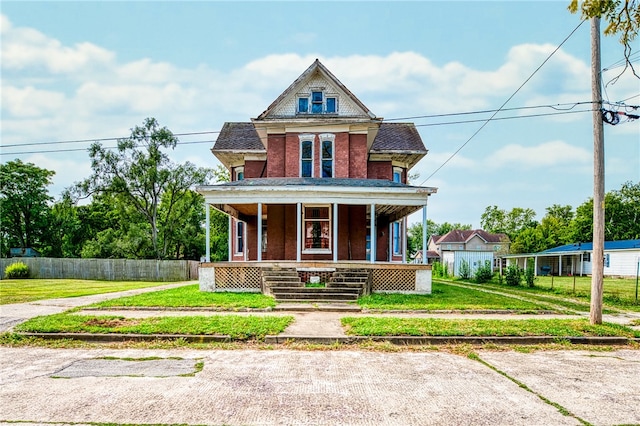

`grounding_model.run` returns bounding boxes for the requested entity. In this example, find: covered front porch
[197,178,437,295]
